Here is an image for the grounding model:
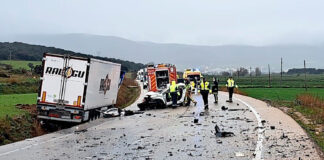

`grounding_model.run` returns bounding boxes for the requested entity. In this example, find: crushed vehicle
[137,83,187,110]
